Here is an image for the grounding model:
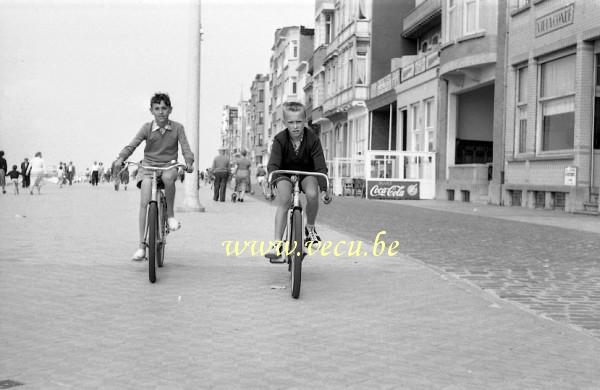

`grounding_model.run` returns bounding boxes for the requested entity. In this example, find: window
[516,66,528,154]
[292,78,297,95]
[411,103,423,151]
[425,99,435,152]
[258,89,264,102]
[464,0,479,35]
[325,14,332,44]
[291,40,298,58]
[348,59,353,87]
[513,0,530,9]
[356,55,366,85]
[447,0,458,41]
[358,0,367,19]
[258,112,264,125]
[539,54,575,151]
